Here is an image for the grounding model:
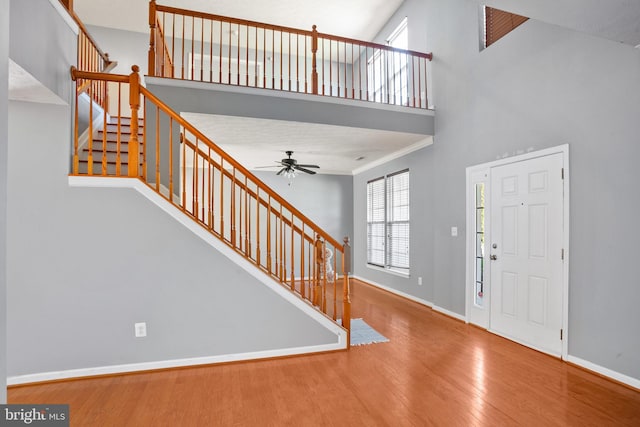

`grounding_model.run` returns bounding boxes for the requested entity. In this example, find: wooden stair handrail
[141,86,343,249]
[70,67,344,249]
